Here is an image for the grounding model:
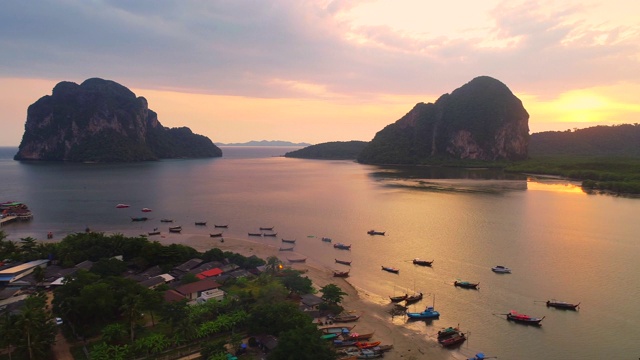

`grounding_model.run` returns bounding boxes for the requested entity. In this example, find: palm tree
[32,266,45,287]
[265,255,281,275]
